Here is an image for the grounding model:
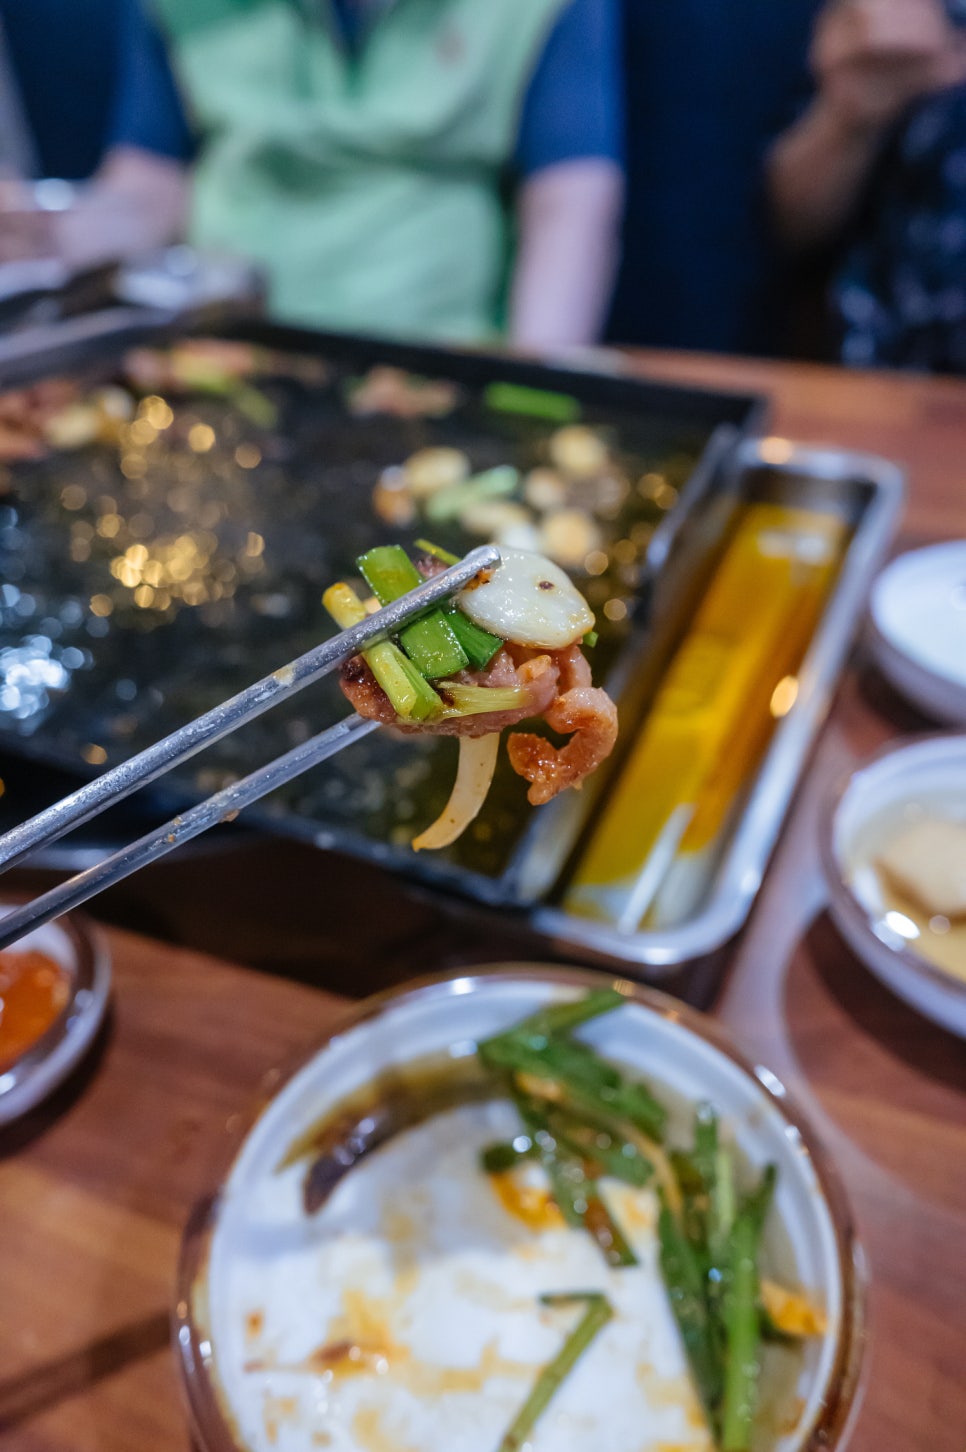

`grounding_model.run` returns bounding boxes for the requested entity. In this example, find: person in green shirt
[153,0,624,346]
